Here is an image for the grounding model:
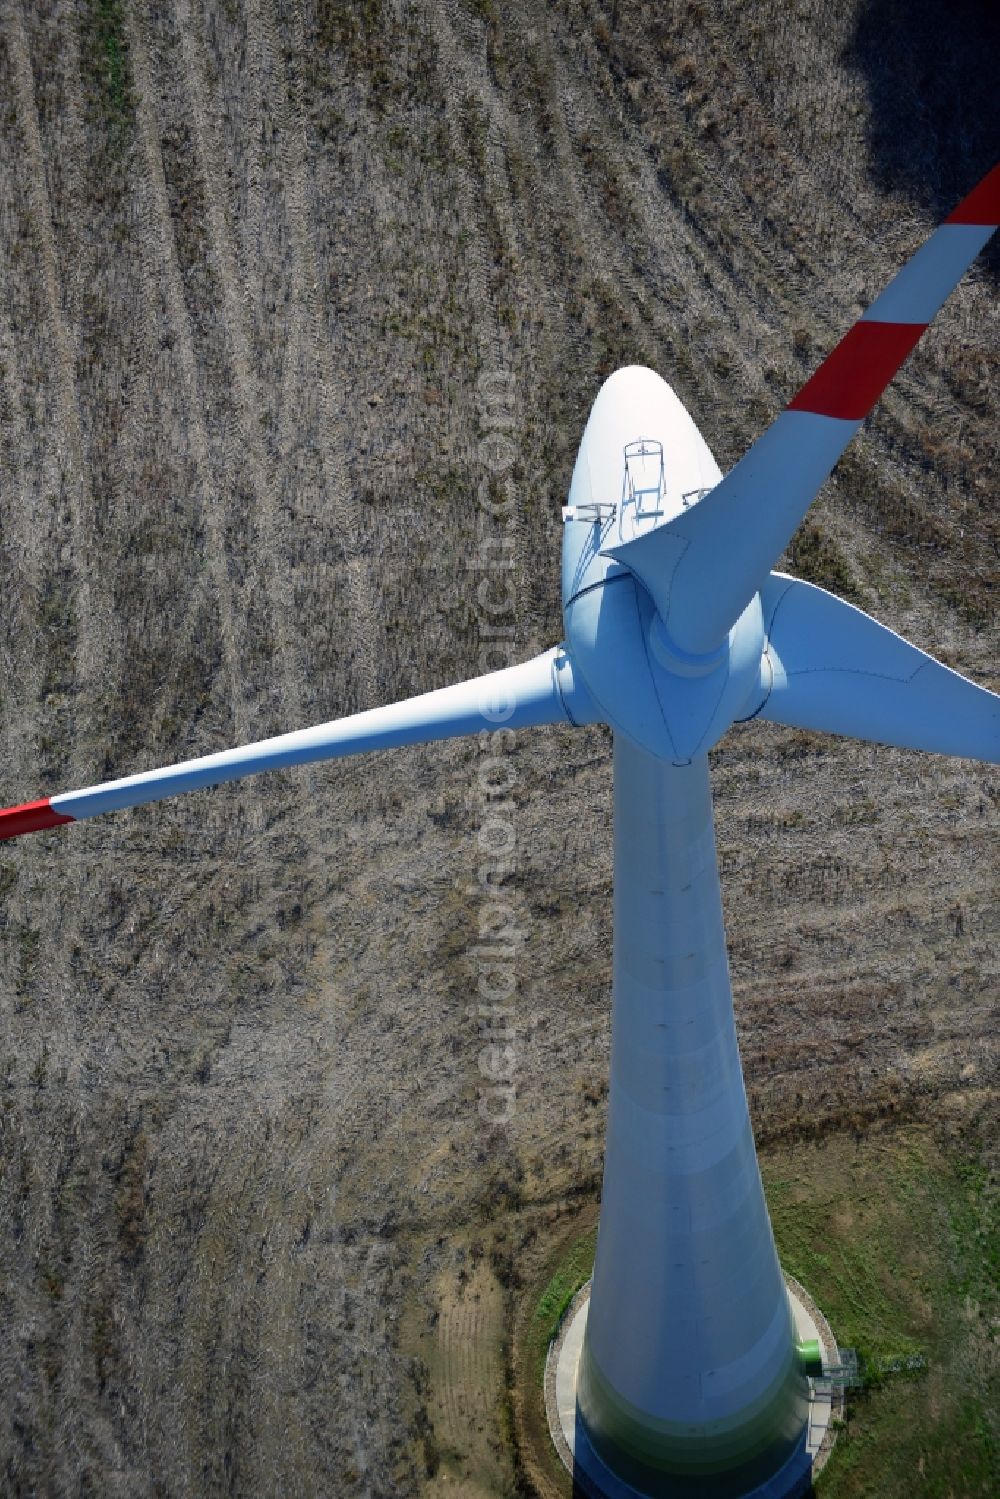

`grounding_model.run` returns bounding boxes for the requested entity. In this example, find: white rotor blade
[607,161,1000,657]
[745,573,999,762]
[0,647,594,841]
